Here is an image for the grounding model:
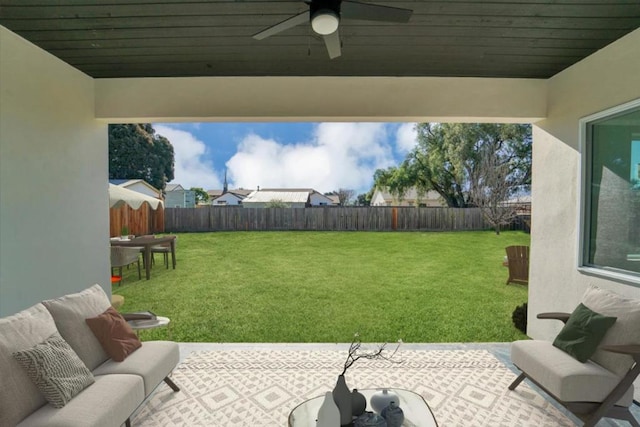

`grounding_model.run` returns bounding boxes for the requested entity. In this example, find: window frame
[578,97,640,286]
